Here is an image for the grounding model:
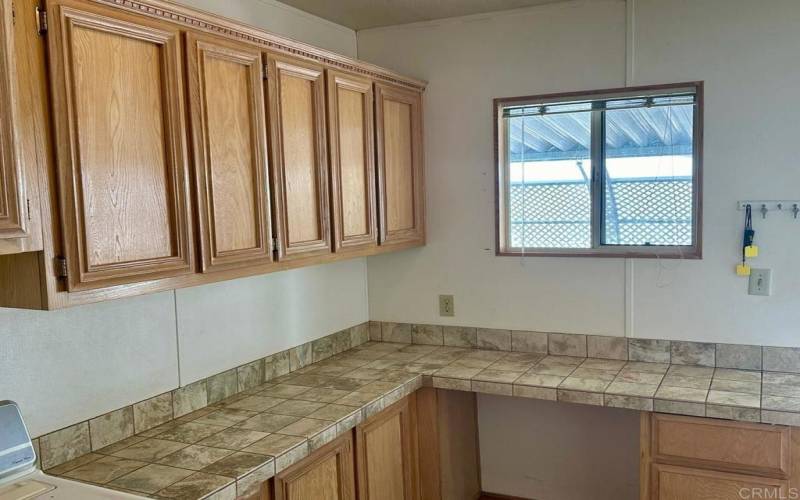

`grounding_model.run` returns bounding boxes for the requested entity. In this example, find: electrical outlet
[749,268,772,296]
[439,295,454,316]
